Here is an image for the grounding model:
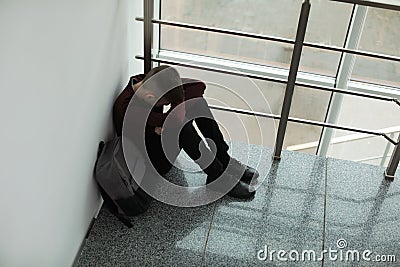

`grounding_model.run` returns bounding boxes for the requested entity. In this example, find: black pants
[145,98,230,175]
